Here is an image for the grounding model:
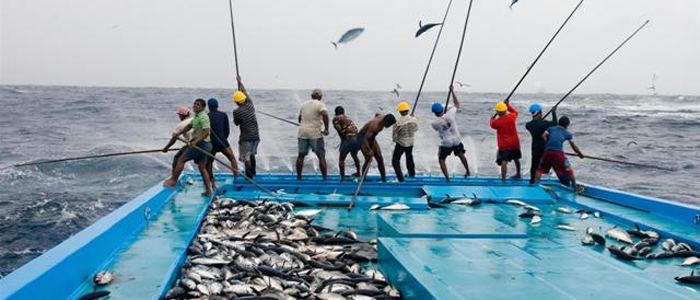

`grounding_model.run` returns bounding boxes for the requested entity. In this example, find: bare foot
[201,190,212,197]
[211,183,218,191]
[163,179,176,189]
[351,172,360,177]
[575,185,585,194]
